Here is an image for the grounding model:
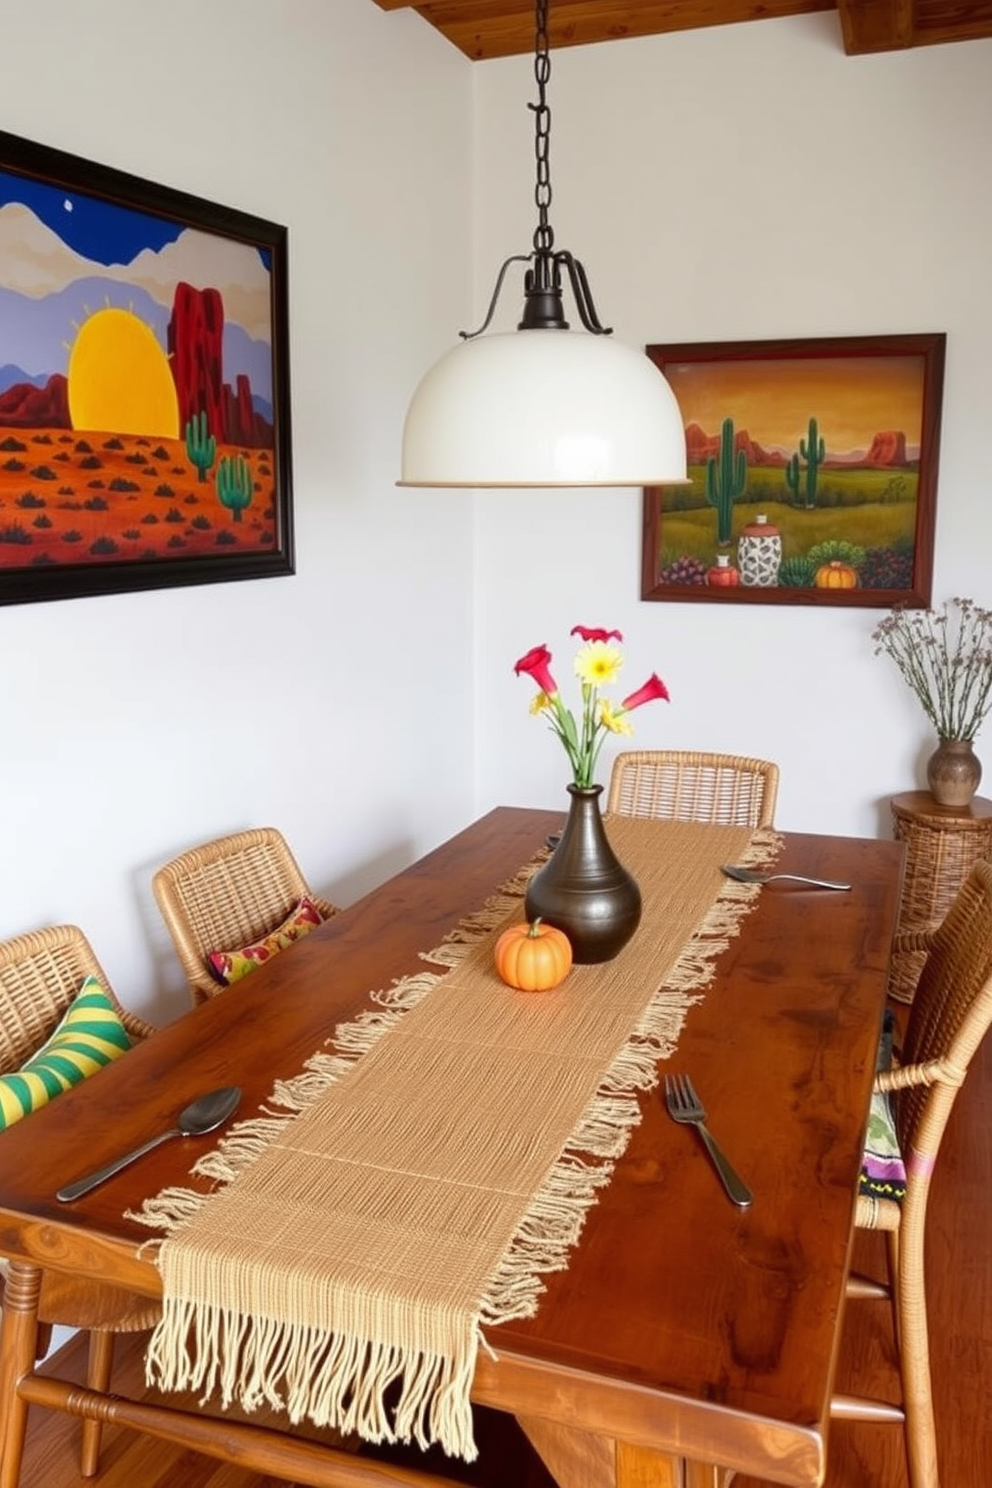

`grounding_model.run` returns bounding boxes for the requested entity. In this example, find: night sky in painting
[0,167,183,265]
